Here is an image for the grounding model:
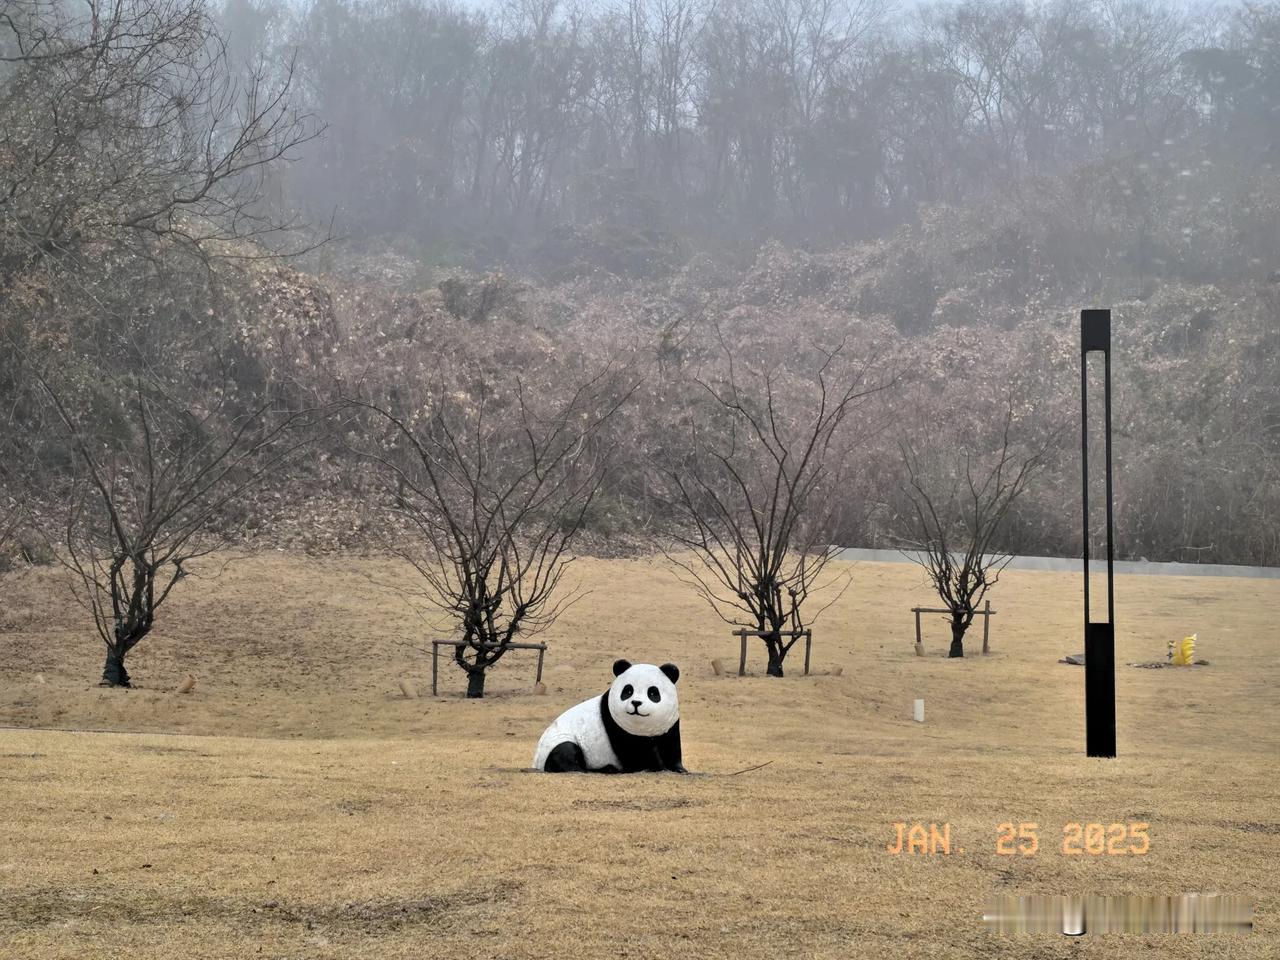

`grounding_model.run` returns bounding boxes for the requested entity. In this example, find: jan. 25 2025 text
[886,822,1150,856]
